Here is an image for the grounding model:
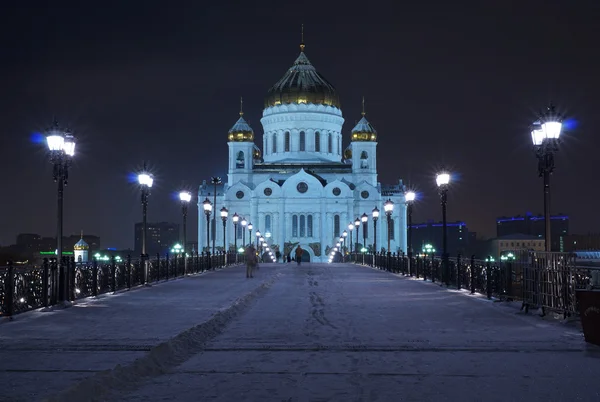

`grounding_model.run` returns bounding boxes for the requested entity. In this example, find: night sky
[1,1,598,249]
